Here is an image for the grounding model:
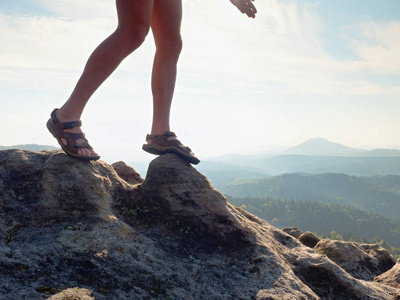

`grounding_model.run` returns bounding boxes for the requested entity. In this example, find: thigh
[151,0,183,44]
[116,0,154,31]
